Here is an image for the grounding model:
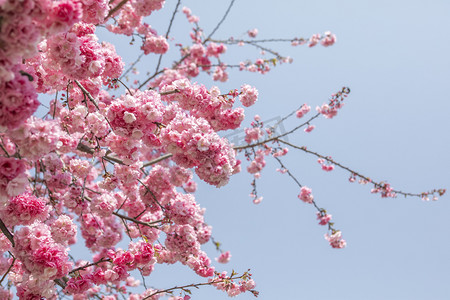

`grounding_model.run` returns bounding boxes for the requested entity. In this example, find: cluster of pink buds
[371,182,396,198]
[296,104,311,118]
[317,87,350,119]
[318,158,334,172]
[247,28,258,38]
[210,270,258,297]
